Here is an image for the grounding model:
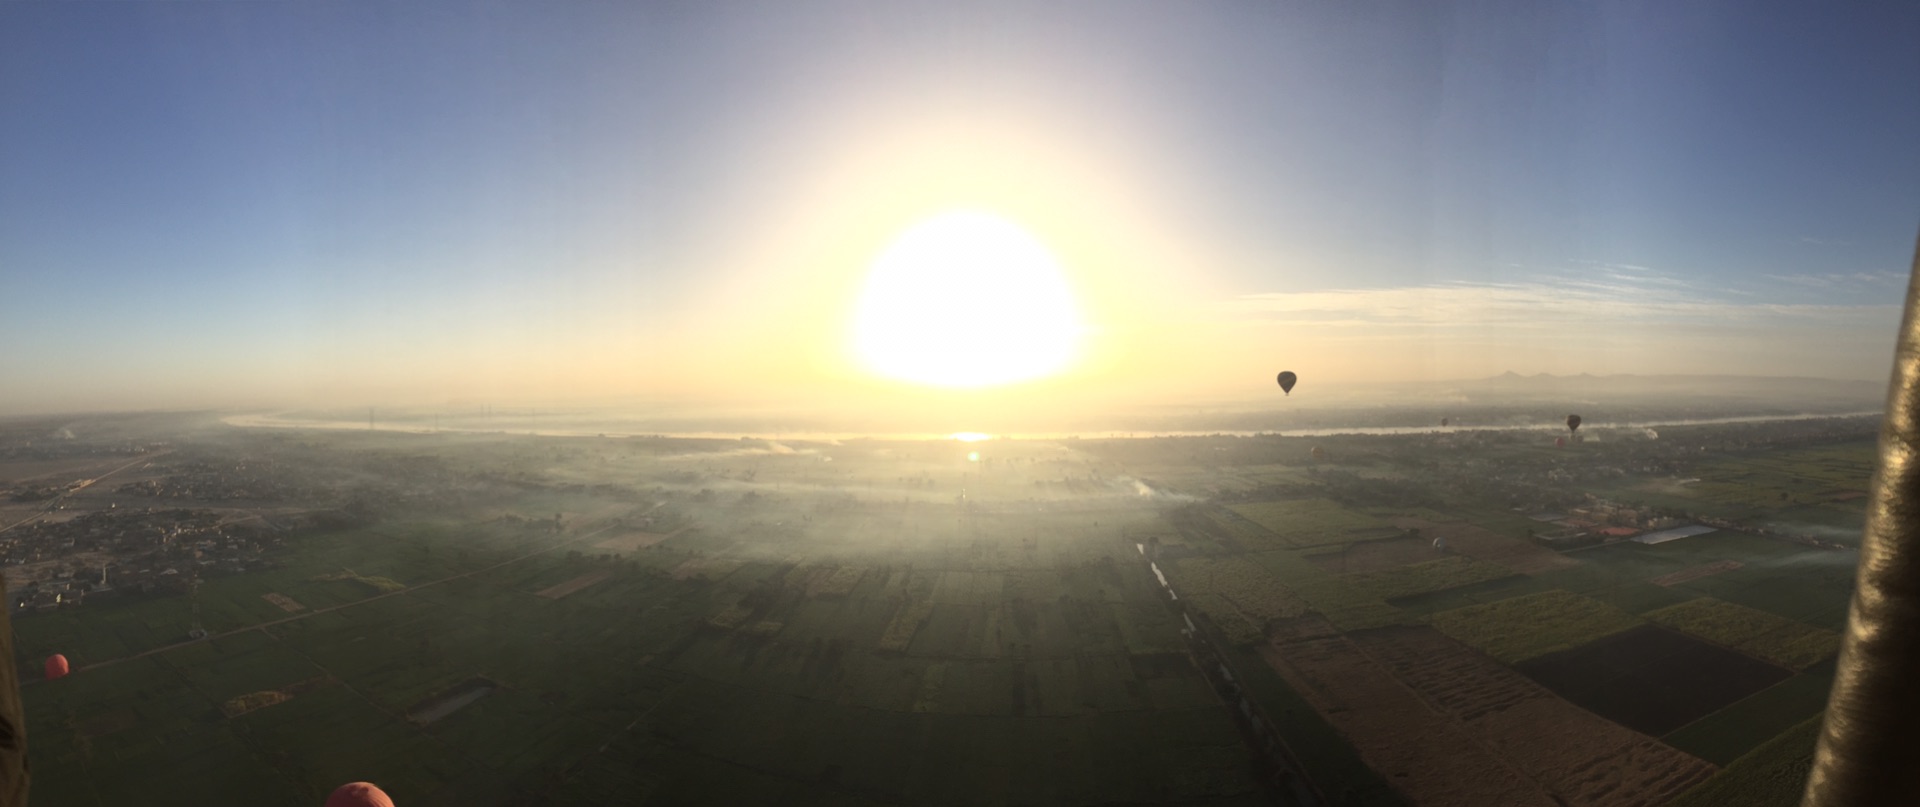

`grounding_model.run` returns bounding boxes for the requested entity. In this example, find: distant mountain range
[1094,371,1889,435]
[1457,372,1884,406]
